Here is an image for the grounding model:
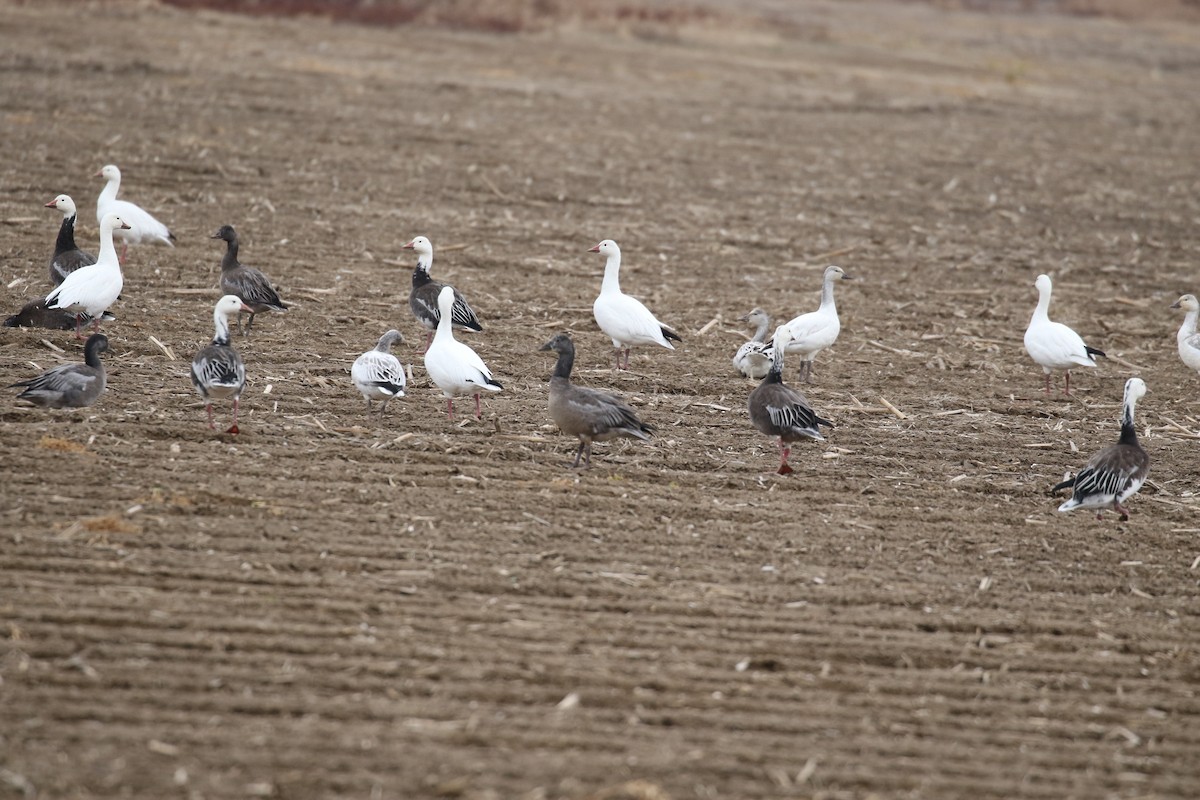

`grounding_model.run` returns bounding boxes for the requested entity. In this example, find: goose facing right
[781,265,851,383]
[10,333,109,408]
[1169,294,1200,376]
[95,164,175,261]
[45,213,130,338]
[352,330,406,414]
[1023,274,1105,395]
[748,327,833,475]
[540,333,653,468]
[590,239,681,370]
[405,236,482,352]
[192,295,252,434]
[45,194,97,286]
[423,285,501,420]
